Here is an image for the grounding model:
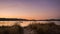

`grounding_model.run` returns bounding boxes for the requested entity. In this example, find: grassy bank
[24,22,60,34]
[0,22,60,34]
